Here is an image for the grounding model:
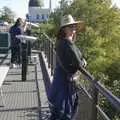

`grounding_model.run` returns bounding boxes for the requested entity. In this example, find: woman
[48,14,86,120]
